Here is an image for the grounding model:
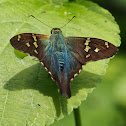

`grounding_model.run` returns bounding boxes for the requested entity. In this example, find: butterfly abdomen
[59,54,71,98]
[52,52,71,98]
[59,59,64,71]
